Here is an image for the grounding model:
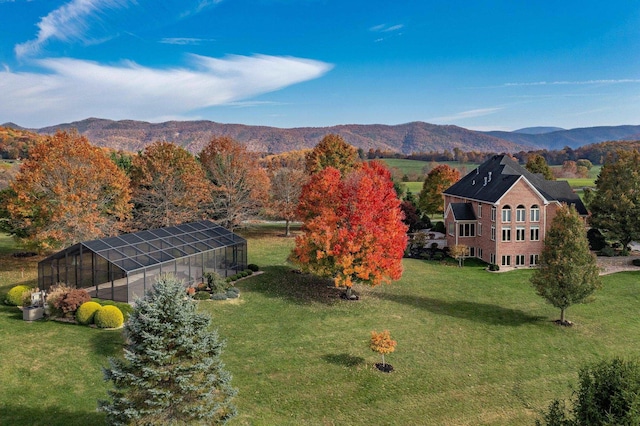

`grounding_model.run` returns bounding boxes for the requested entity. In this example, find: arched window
[516,205,526,222]
[501,205,511,223]
[530,205,540,222]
